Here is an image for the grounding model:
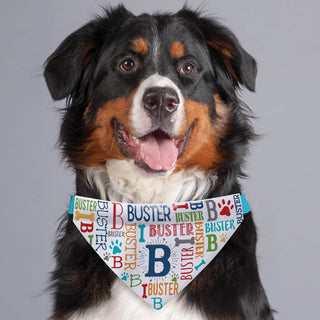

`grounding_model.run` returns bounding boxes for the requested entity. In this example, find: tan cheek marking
[74,93,136,168]
[83,99,93,124]
[175,96,230,172]
[213,93,229,126]
[132,38,148,55]
[170,41,185,59]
